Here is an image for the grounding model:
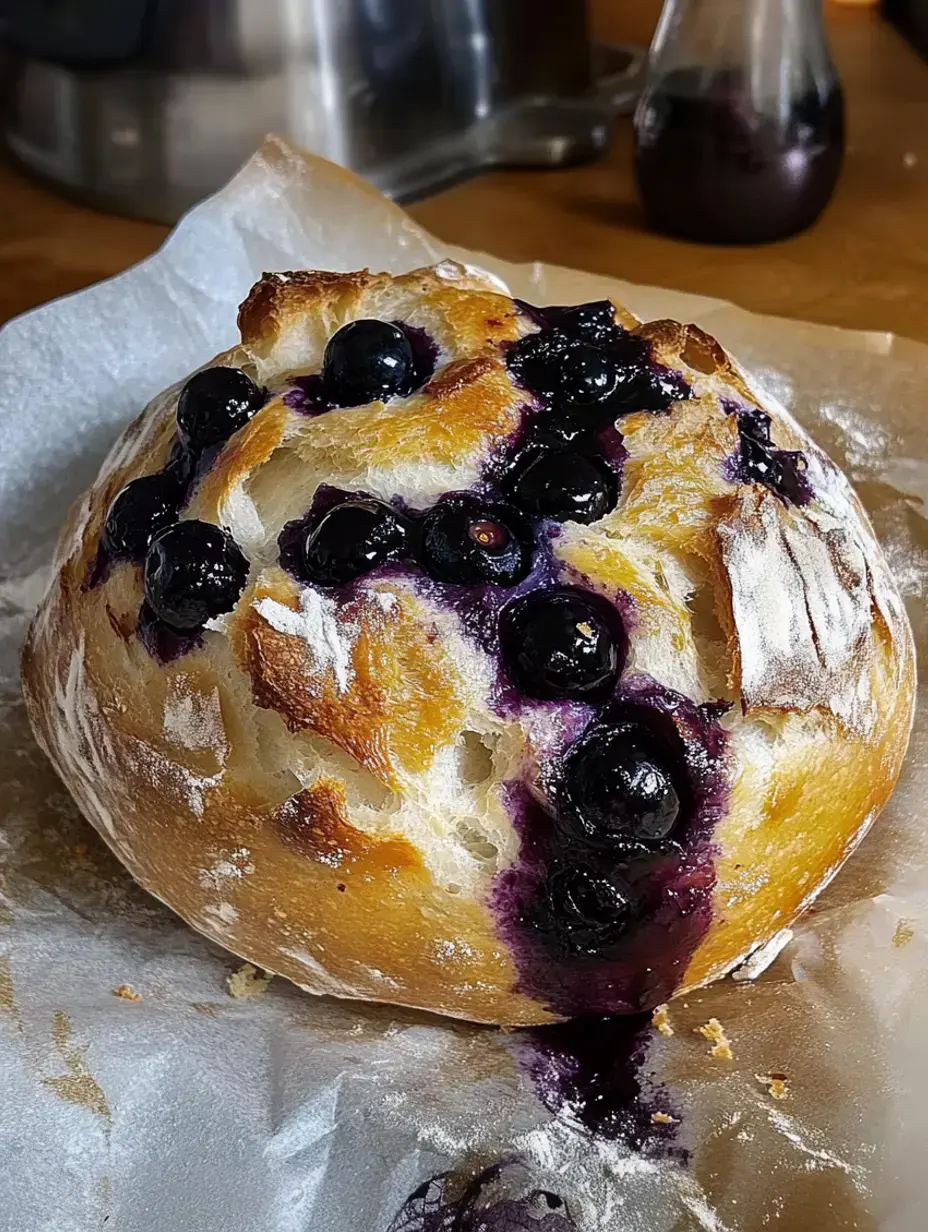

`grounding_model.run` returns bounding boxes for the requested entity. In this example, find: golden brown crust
[21,262,916,1025]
